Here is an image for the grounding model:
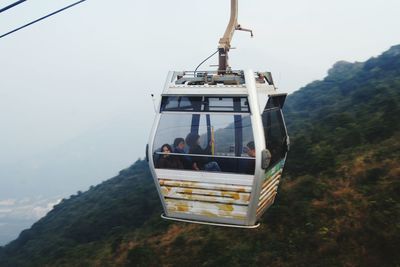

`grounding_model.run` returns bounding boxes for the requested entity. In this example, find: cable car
[147,0,289,228]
